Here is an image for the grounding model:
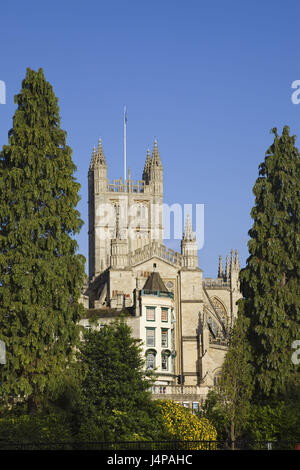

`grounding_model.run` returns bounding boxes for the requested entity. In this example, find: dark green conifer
[238,126,300,398]
[0,68,85,411]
